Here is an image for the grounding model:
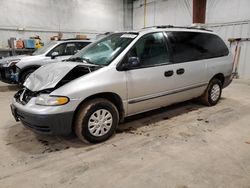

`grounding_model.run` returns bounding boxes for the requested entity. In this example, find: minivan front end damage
[11,87,75,134]
[11,62,99,135]
[23,61,96,92]
[10,101,74,135]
